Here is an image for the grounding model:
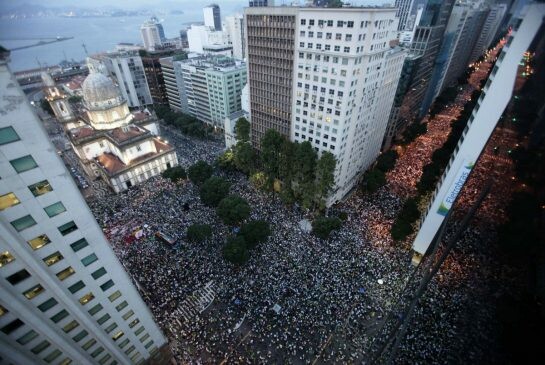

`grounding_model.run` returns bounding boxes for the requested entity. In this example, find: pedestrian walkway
[176,281,218,323]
